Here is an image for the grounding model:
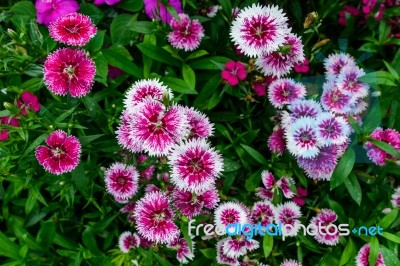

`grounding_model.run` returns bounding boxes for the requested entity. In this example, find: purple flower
[144,0,183,23]
[35,0,79,26]
[94,0,120,6]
